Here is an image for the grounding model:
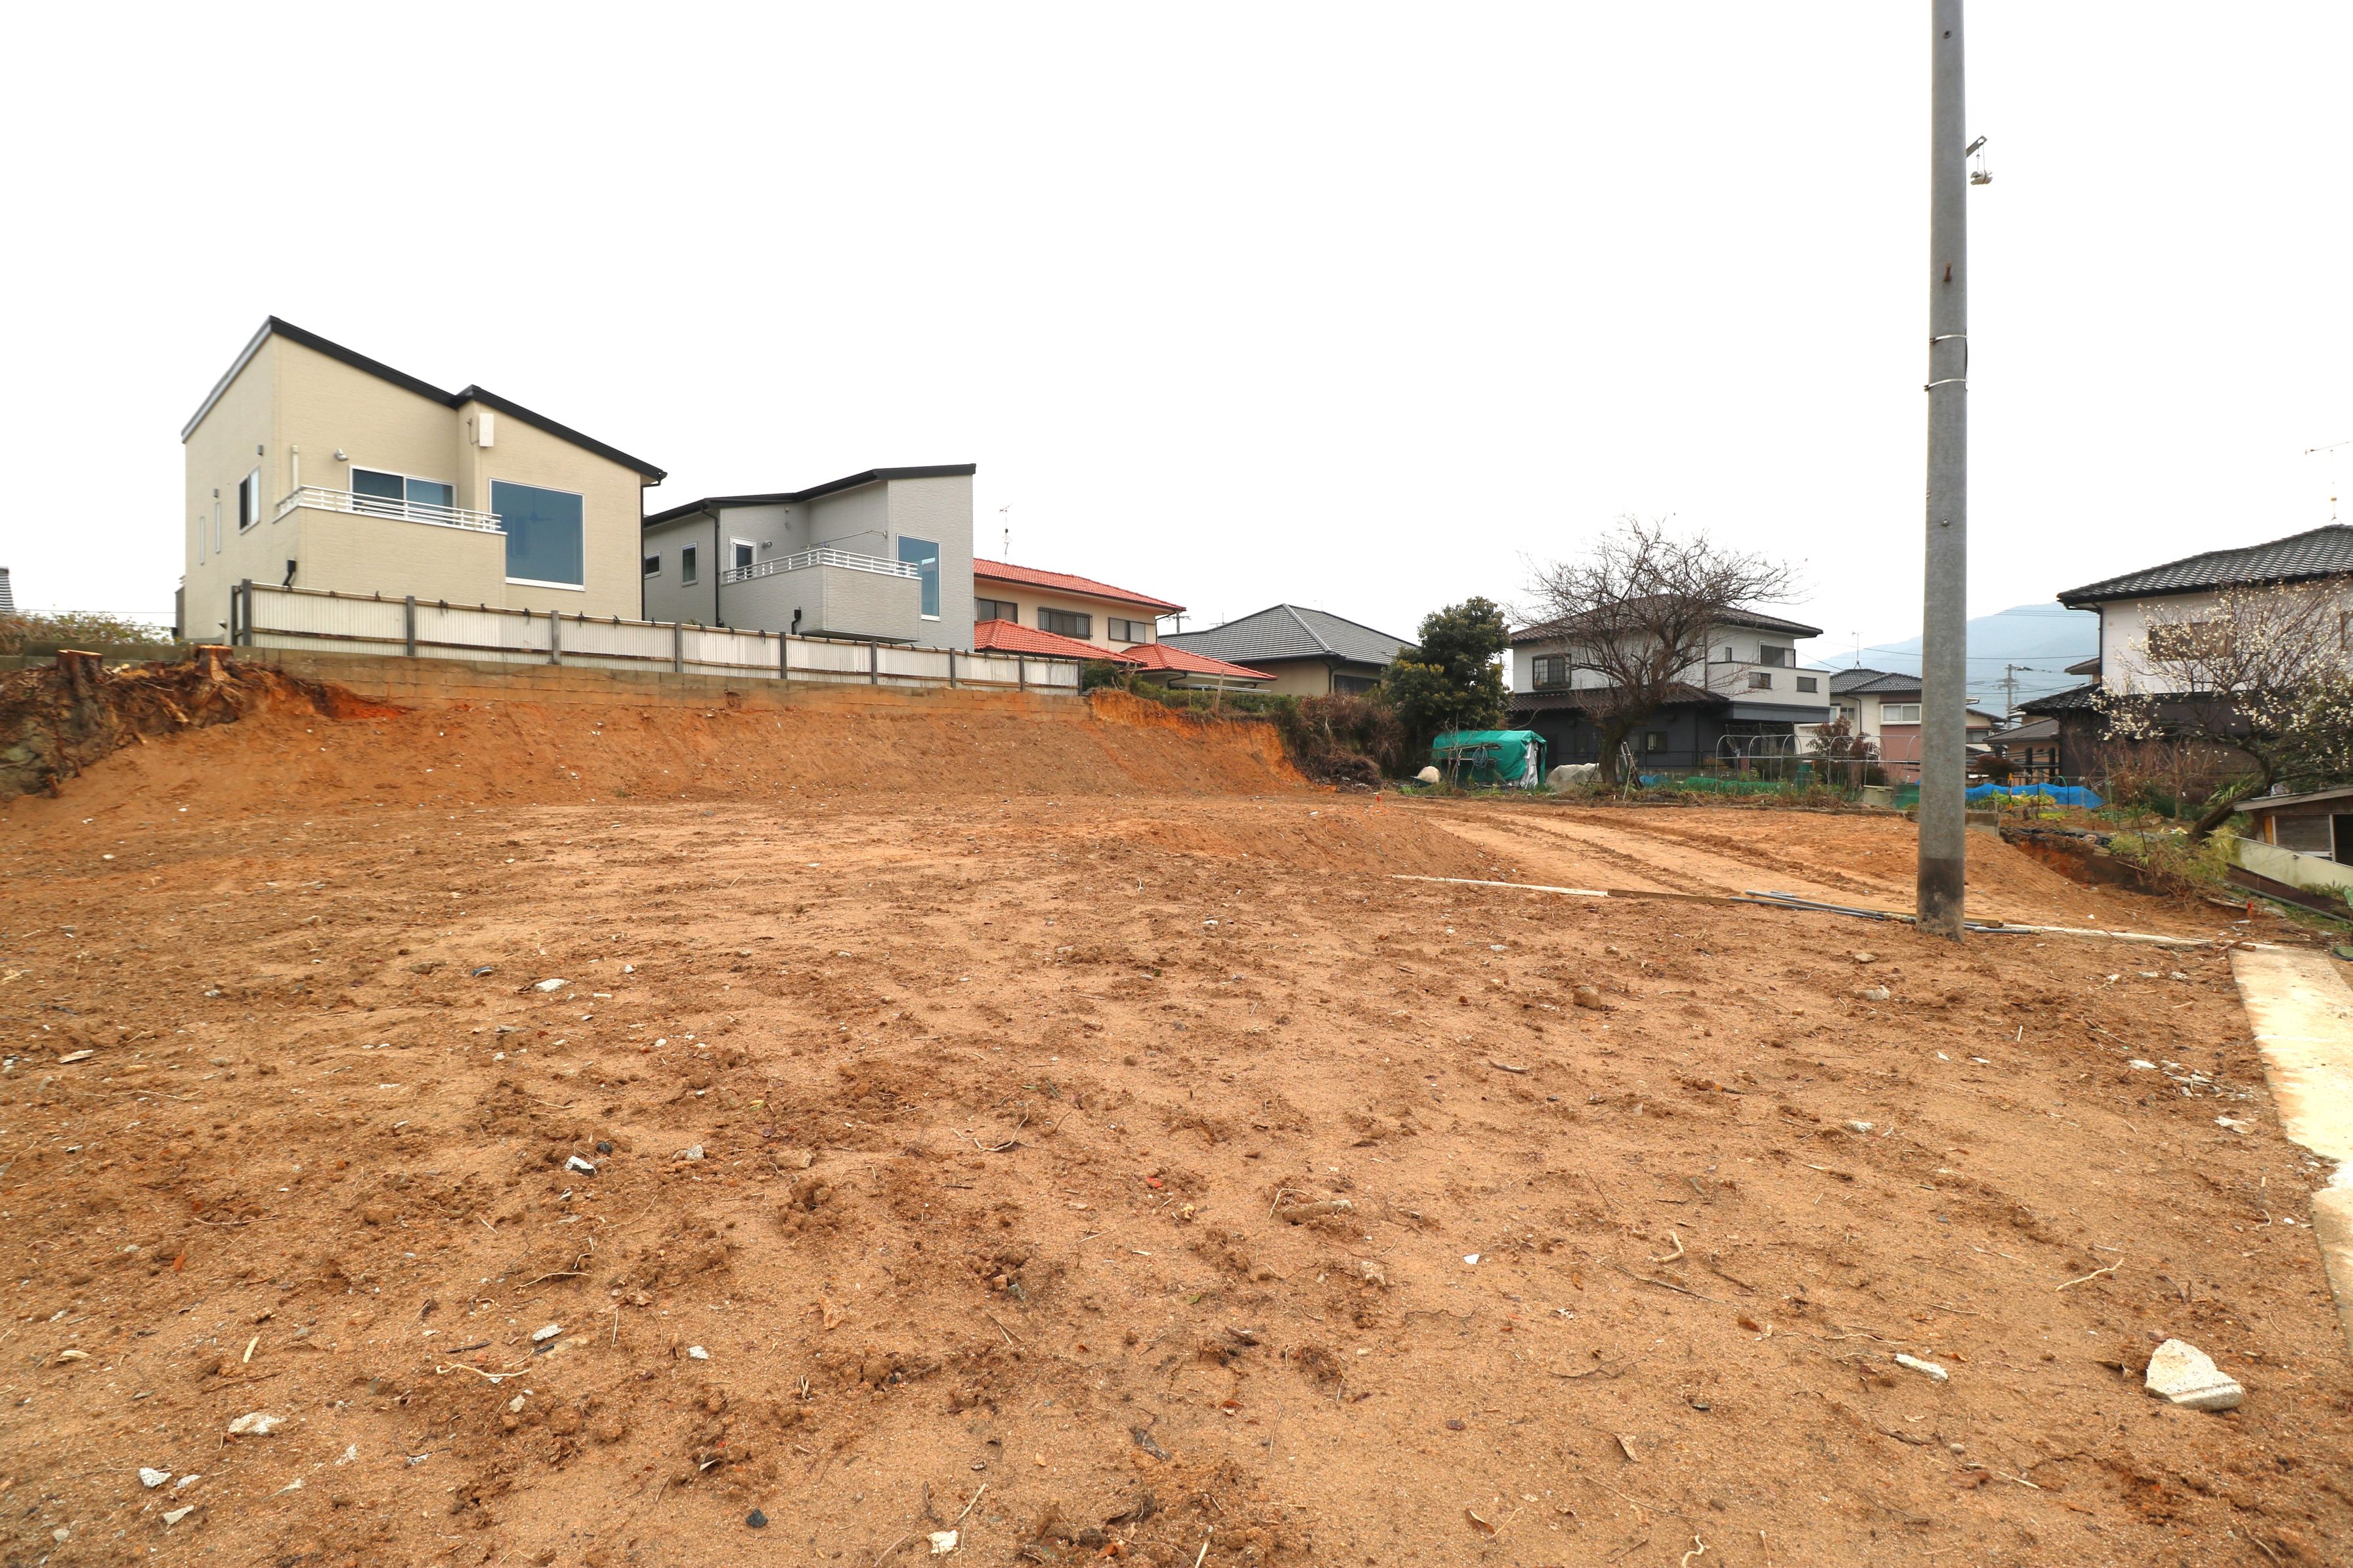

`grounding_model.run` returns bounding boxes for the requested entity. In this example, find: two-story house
[179,318,666,642]
[2022,522,2353,777]
[1826,667,2002,778]
[1508,606,1832,769]
[639,467,977,648]
[971,559,1179,653]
